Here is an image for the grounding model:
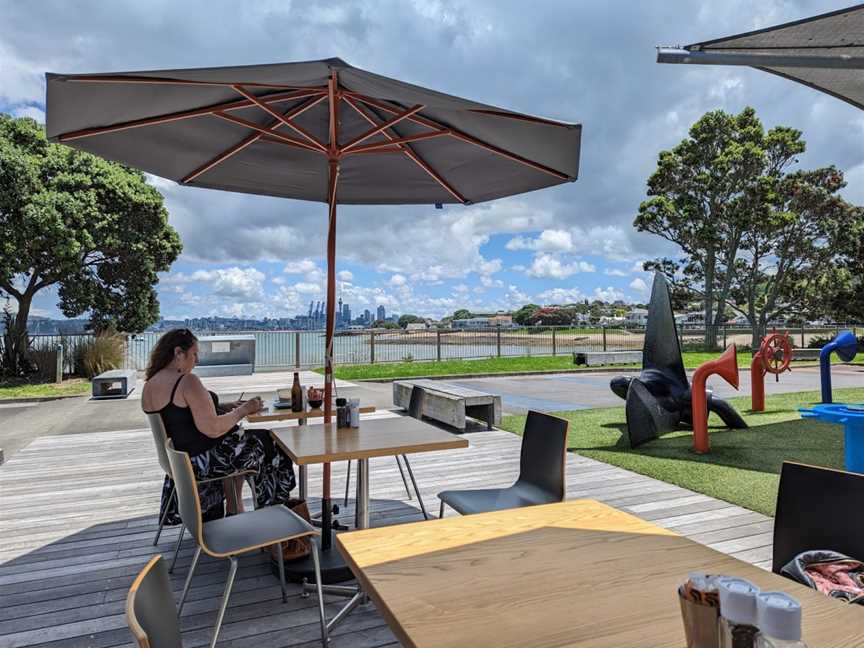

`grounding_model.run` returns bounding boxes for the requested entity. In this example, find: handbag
[781,549,864,605]
[270,498,313,562]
